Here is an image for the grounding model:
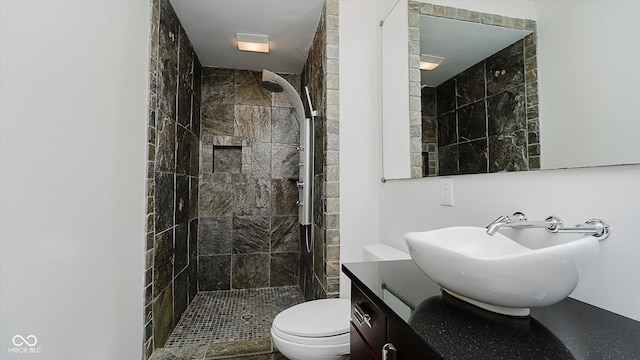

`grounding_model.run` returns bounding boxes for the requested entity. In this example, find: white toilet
[271,244,411,360]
